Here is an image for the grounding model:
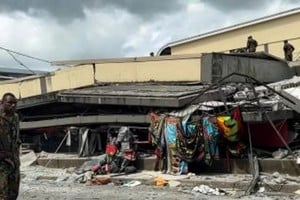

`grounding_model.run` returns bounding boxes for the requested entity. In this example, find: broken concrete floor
[19,165,300,200]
